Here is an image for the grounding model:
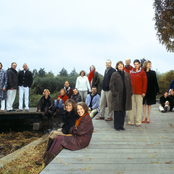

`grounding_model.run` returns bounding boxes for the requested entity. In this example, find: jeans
[54,99,64,113]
